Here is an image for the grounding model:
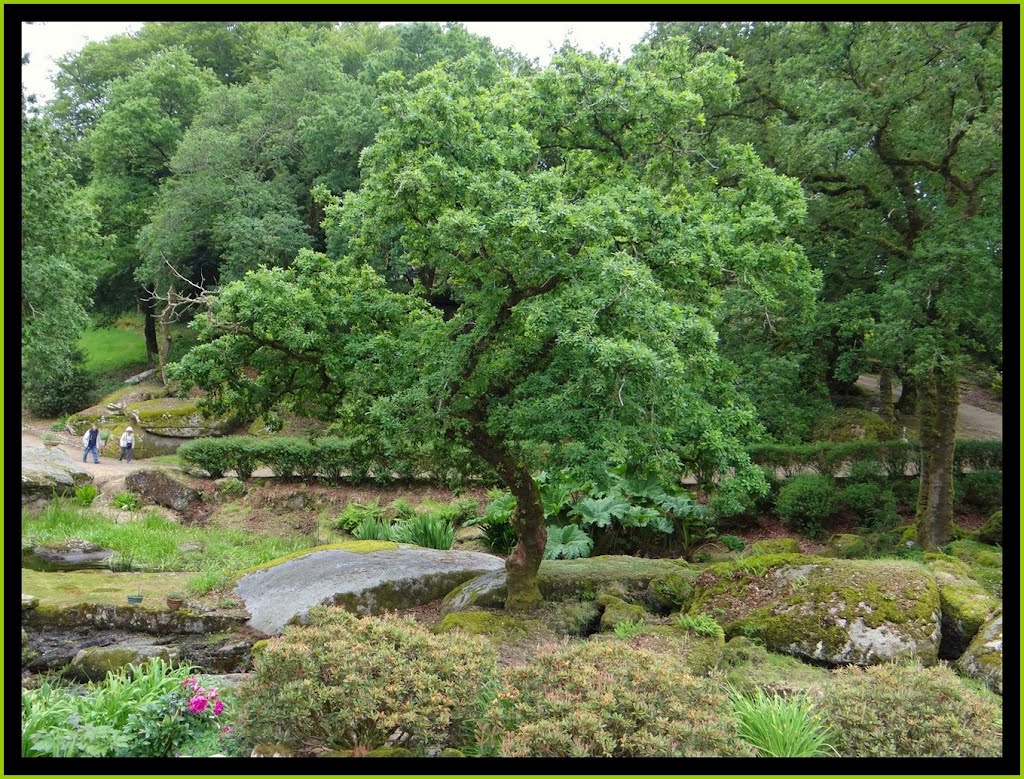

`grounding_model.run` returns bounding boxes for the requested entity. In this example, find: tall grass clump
[730,688,837,757]
[392,513,455,549]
